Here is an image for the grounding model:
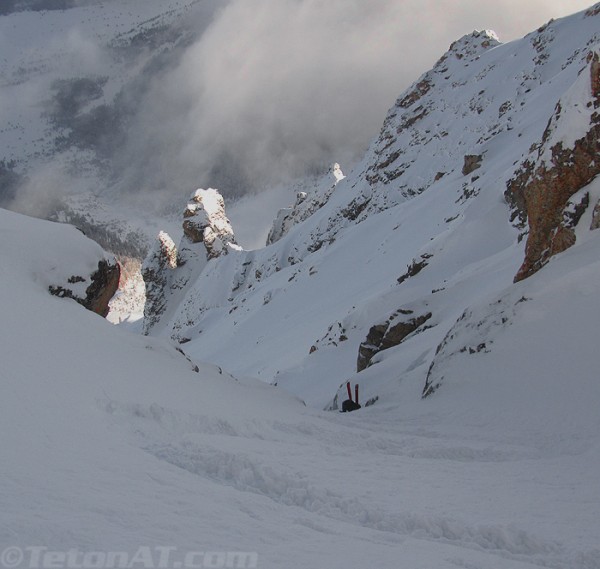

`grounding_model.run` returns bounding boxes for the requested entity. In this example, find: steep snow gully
[2,202,598,568]
[2,4,600,569]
